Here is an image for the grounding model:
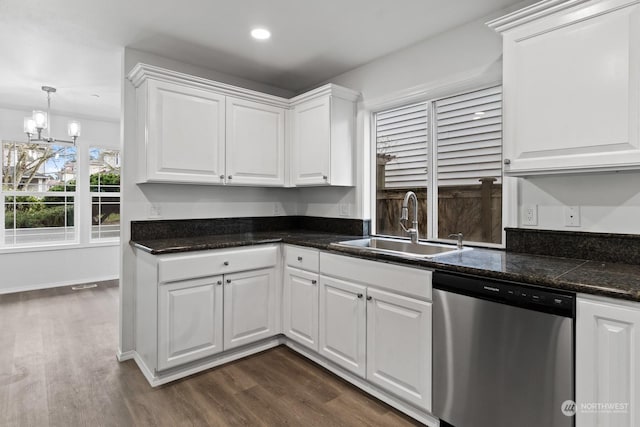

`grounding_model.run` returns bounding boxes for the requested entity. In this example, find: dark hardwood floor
[0,282,420,426]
